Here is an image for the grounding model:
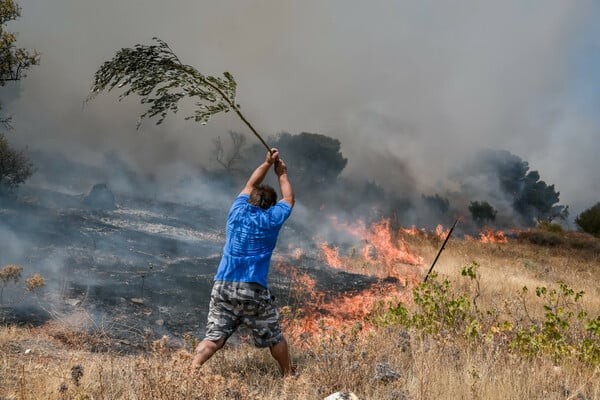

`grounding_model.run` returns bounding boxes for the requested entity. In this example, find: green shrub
[510,283,589,363]
[537,221,563,233]
[371,266,600,366]
[468,201,497,226]
[575,202,600,238]
[0,264,22,304]
[0,264,45,307]
[0,134,34,194]
[517,229,563,247]
[370,262,482,339]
